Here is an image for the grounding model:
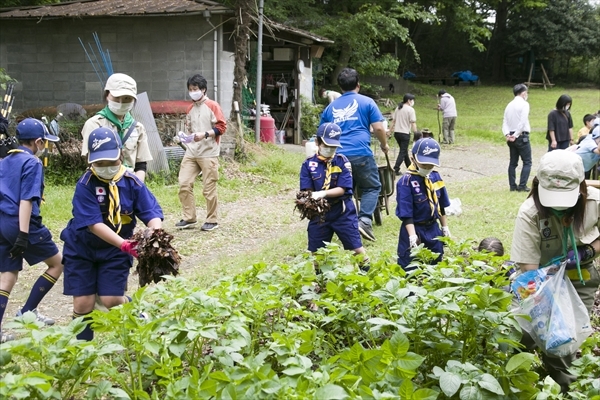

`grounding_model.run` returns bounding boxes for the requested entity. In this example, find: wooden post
[526,63,534,88]
[541,64,552,90]
[233,101,245,155]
